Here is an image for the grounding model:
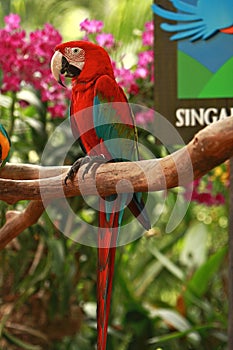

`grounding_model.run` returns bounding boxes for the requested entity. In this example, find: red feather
[97,198,120,349]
